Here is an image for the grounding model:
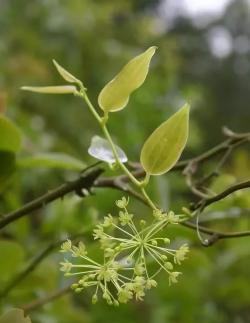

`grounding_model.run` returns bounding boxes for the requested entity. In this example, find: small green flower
[164,262,173,270]
[116,196,129,209]
[60,197,189,305]
[174,244,189,265]
[102,214,115,227]
[100,236,114,249]
[166,211,180,224]
[72,241,87,257]
[104,248,115,258]
[134,263,145,276]
[93,225,105,240]
[145,279,157,289]
[119,210,133,226]
[169,272,182,285]
[60,240,72,253]
[133,276,146,300]
[60,260,73,273]
[152,209,166,221]
[92,294,98,304]
[118,285,133,303]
